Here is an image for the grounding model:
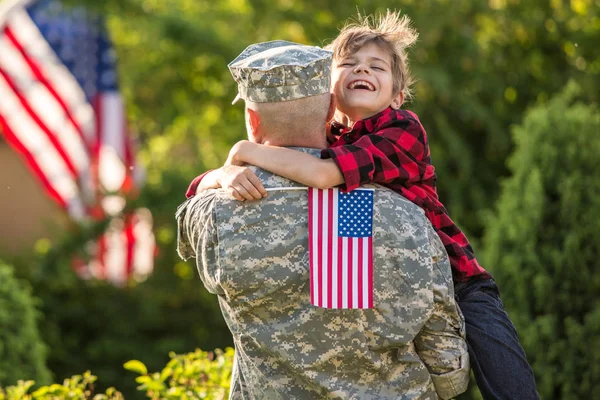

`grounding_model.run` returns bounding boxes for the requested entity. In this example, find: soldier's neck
[261,130,327,149]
